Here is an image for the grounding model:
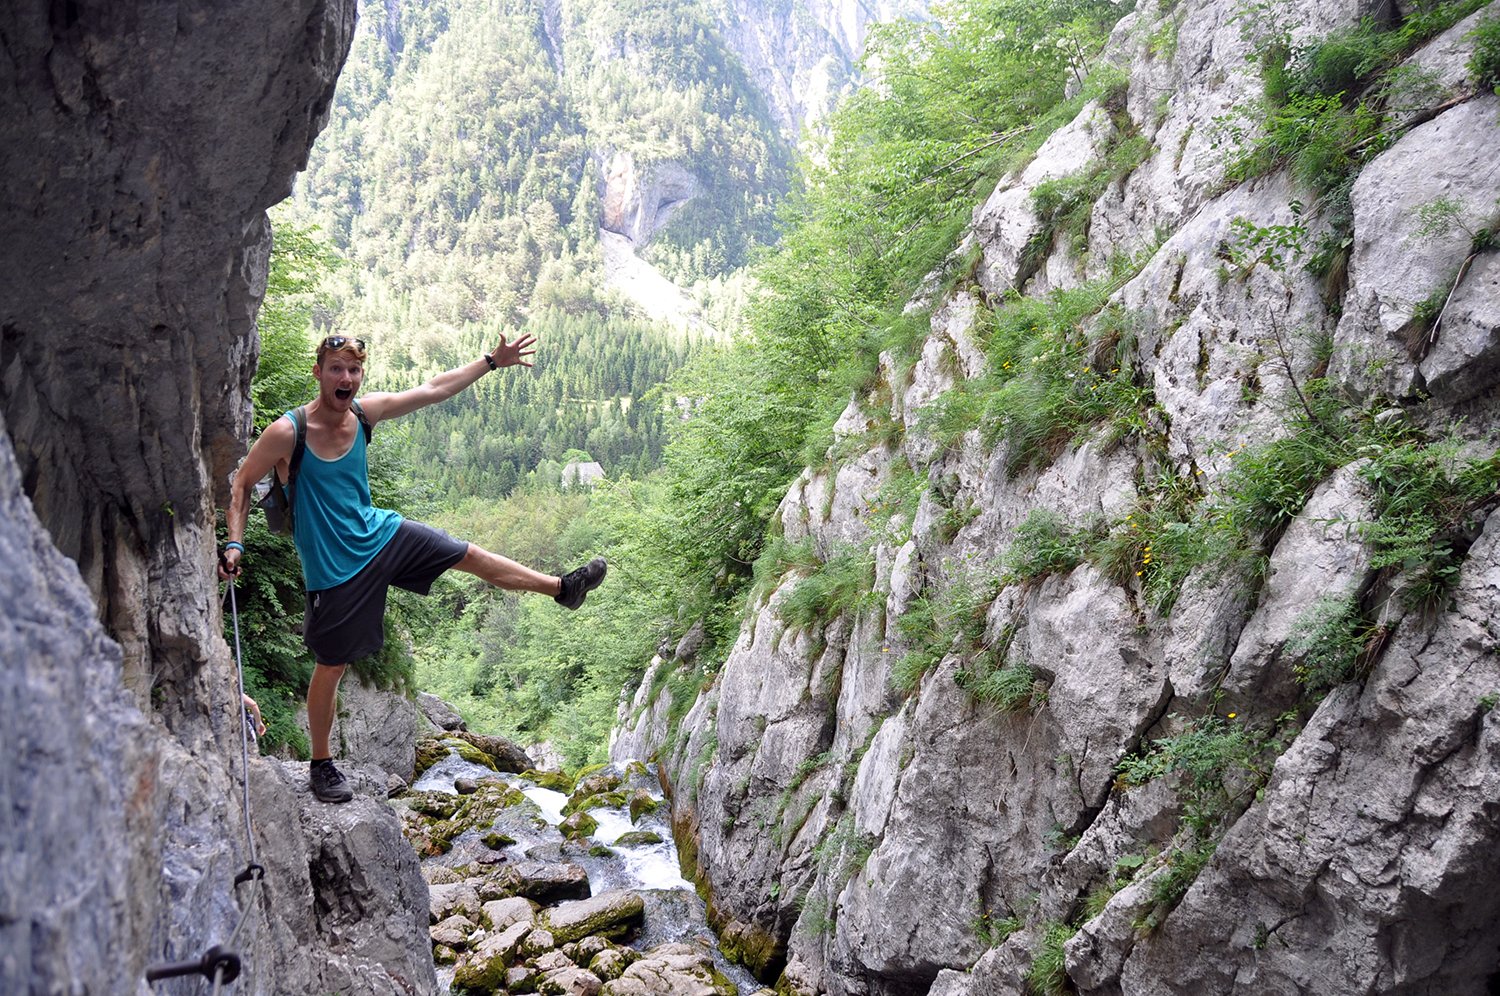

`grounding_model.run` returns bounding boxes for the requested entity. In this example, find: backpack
[255,401,373,535]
